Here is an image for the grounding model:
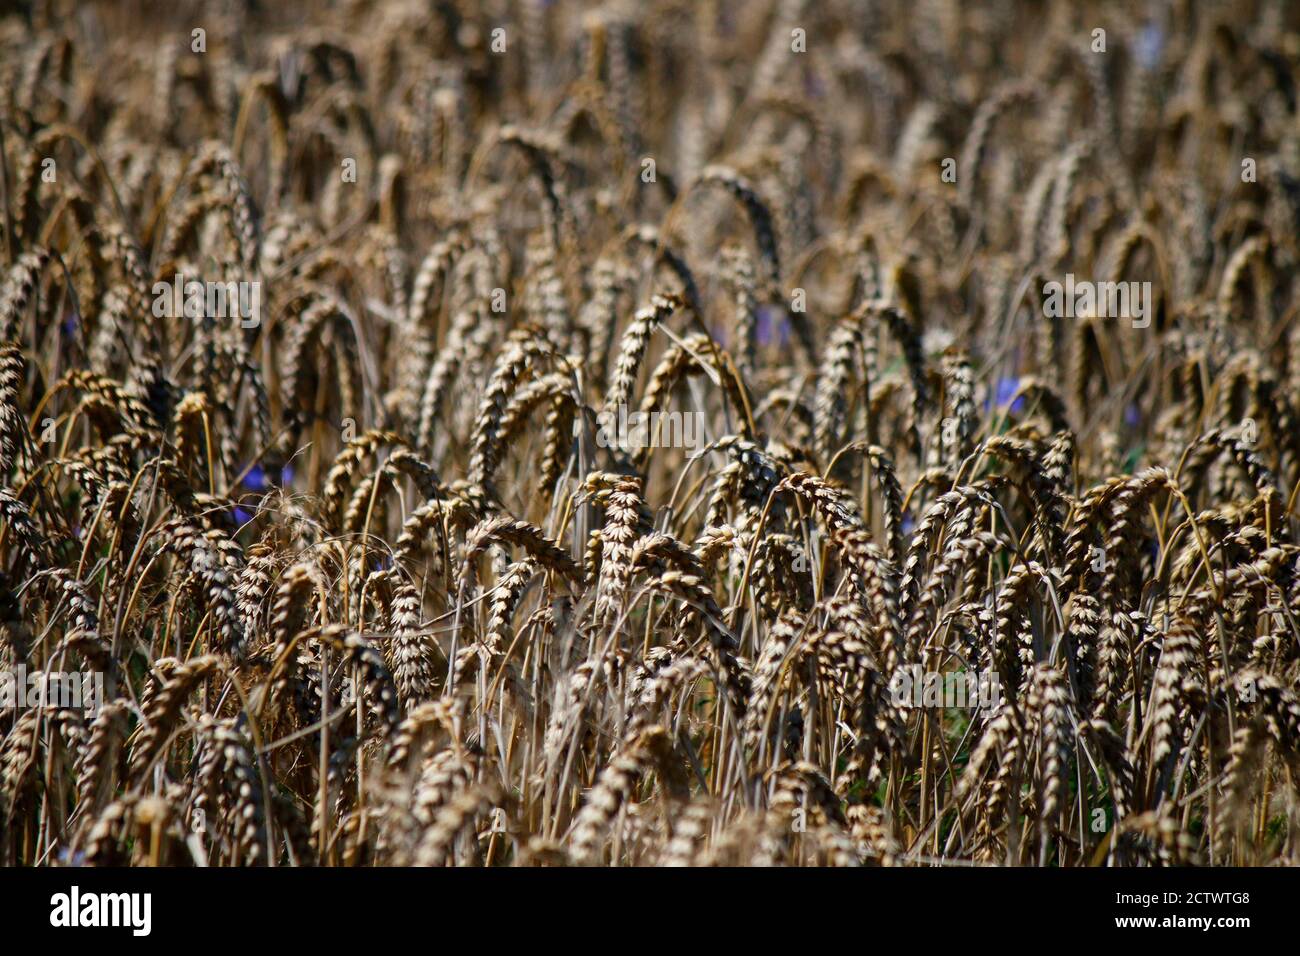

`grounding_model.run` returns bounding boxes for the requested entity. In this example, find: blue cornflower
[988,376,1024,414]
